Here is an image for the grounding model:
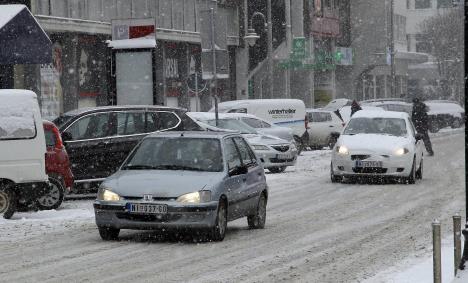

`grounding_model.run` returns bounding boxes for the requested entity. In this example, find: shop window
[437,0,454,8]
[415,34,431,53]
[415,0,431,9]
